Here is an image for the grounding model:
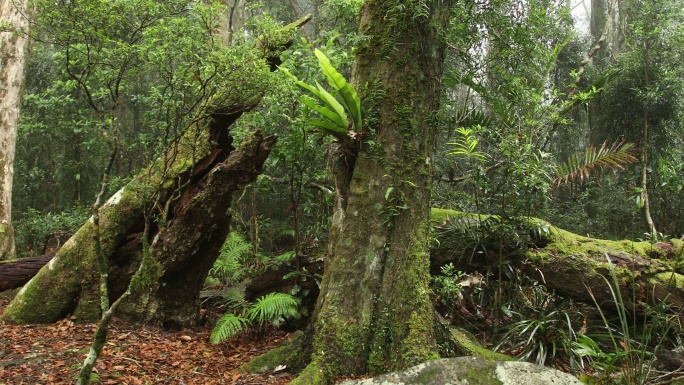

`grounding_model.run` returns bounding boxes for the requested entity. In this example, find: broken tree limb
[0,15,311,327]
